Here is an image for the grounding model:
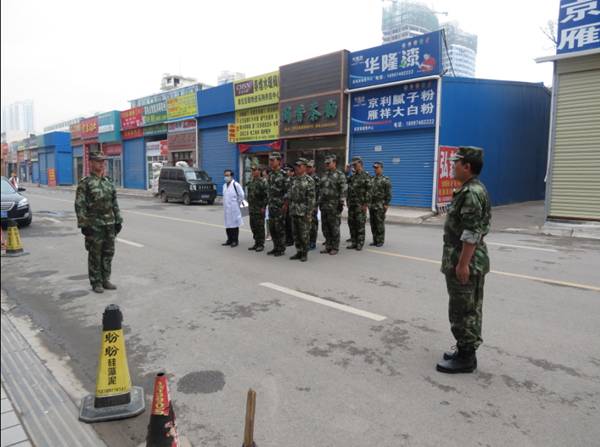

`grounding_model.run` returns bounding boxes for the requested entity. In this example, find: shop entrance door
[73,157,84,184]
[106,158,122,187]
